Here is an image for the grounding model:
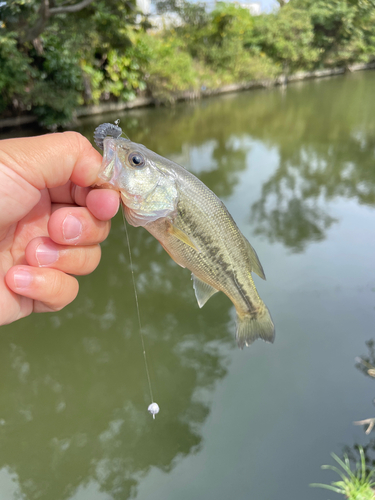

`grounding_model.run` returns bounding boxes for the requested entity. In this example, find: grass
[310,447,375,499]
